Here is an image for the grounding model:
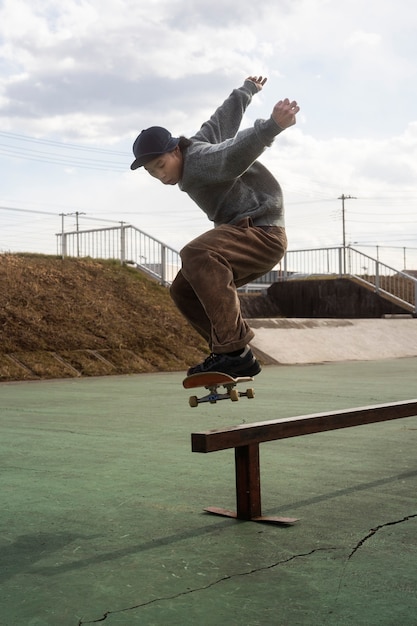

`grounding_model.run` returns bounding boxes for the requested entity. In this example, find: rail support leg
[235,443,261,519]
[204,443,299,525]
